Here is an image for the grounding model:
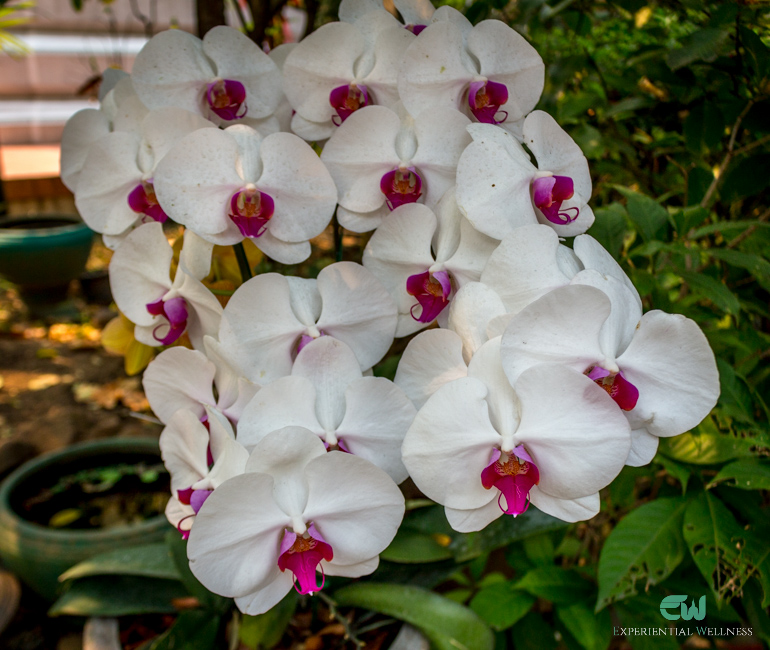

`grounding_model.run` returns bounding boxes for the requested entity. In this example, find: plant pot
[0,215,94,307]
[0,438,172,601]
